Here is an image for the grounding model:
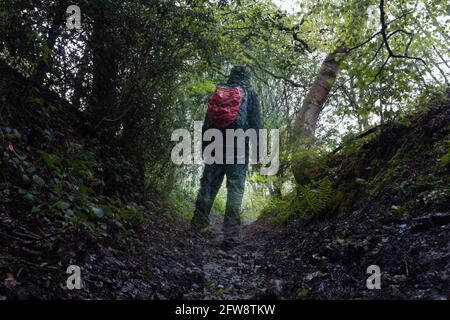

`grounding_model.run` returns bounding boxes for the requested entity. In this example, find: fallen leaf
[4,273,21,289]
